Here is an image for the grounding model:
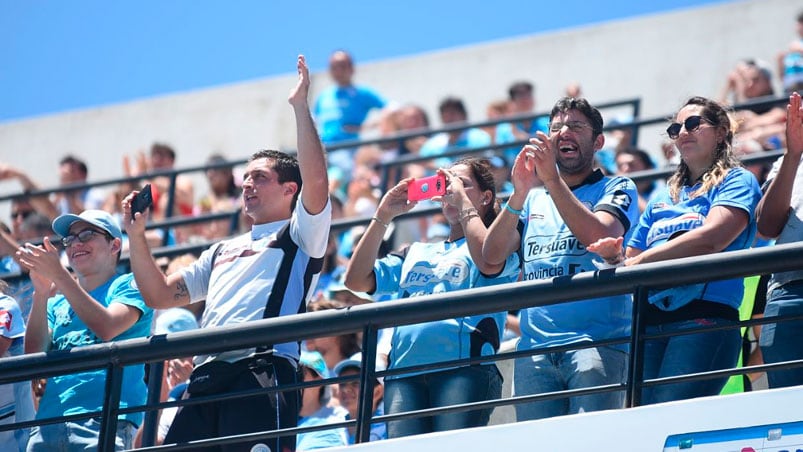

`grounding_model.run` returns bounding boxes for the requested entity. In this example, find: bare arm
[483,149,531,266]
[756,92,803,238]
[441,169,504,275]
[122,191,192,309]
[626,205,749,266]
[289,55,329,216]
[344,179,416,293]
[18,239,142,341]
[528,132,627,246]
